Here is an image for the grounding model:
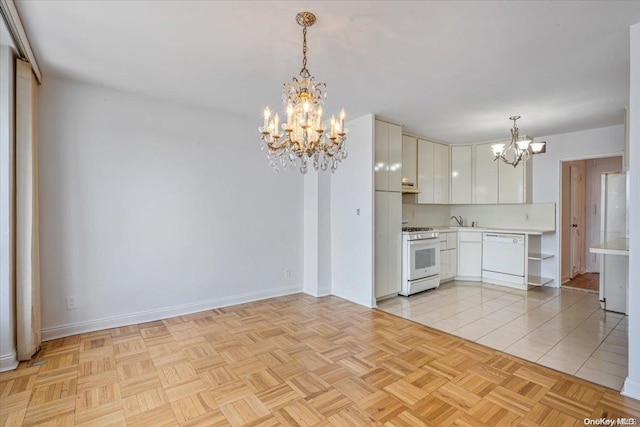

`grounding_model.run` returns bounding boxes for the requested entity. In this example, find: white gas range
[400,227,440,296]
